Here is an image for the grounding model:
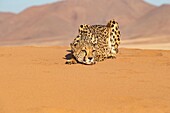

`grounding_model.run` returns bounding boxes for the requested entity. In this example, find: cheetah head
[71,42,96,65]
